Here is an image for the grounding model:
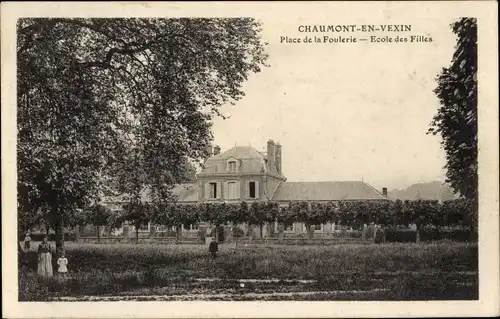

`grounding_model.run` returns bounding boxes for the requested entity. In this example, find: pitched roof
[200,146,269,175]
[271,181,388,201]
[171,183,198,202]
[104,183,198,203]
[212,146,265,160]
